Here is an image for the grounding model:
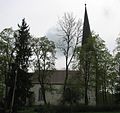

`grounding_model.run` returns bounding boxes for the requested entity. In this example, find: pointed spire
[82,4,91,45]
